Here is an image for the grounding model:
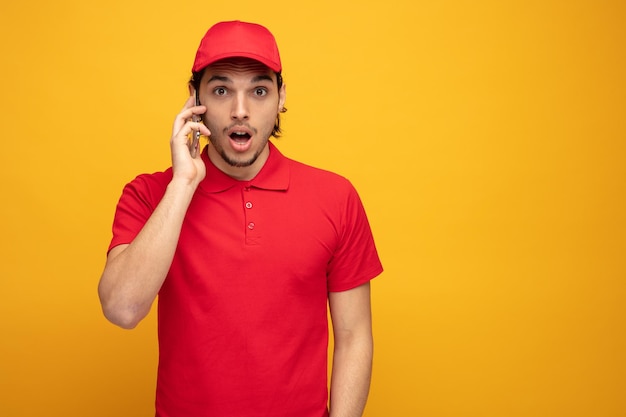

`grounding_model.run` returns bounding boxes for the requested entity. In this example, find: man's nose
[231,93,249,120]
